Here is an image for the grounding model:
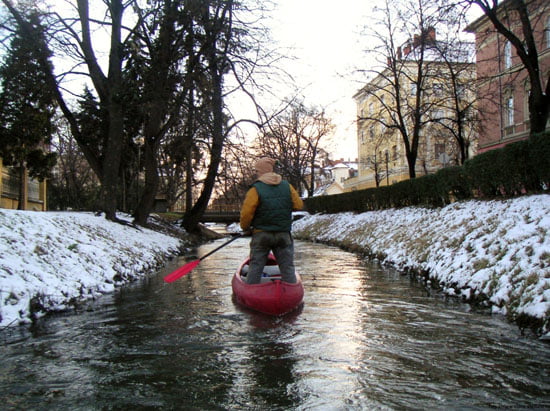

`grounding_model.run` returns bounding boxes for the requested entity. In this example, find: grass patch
[472,258,490,271]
